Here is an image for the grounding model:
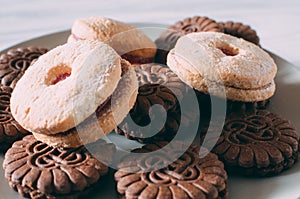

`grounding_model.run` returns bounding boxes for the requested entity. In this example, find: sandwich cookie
[117,63,190,143]
[3,135,114,199]
[0,47,48,88]
[32,59,138,148]
[205,110,299,176]
[68,16,157,64]
[0,85,29,151]
[115,142,228,199]
[218,21,260,45]
[167,32,277,102]
[10,41,138,148]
